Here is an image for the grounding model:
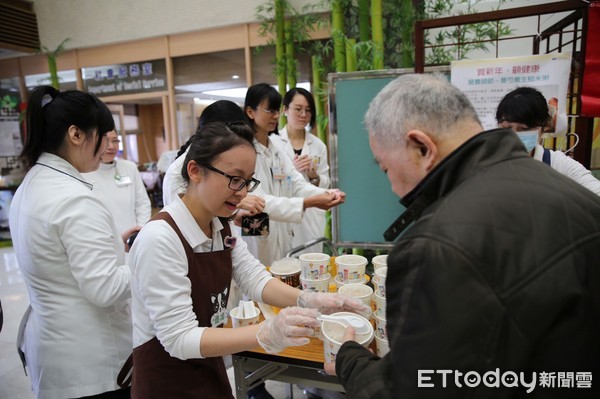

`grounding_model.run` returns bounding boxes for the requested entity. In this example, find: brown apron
[131,212,234,399]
